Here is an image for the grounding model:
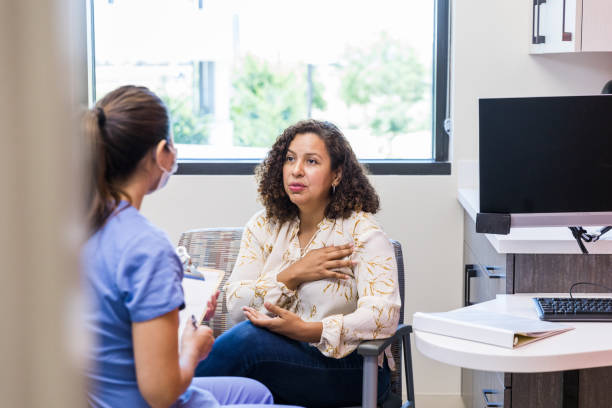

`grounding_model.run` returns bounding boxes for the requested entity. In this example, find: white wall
[141,0,612,405]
